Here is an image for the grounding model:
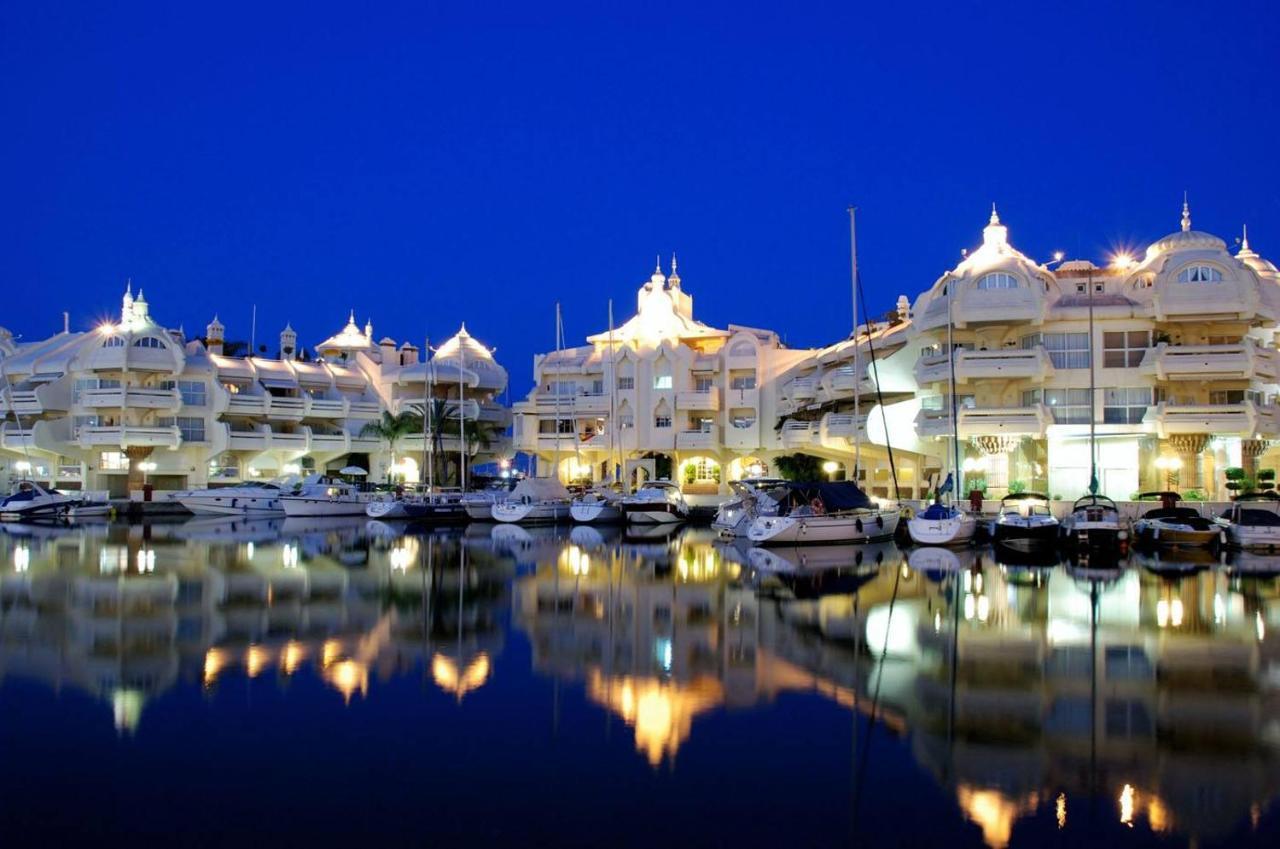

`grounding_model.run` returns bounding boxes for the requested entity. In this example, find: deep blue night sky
[3,1,1278,392]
